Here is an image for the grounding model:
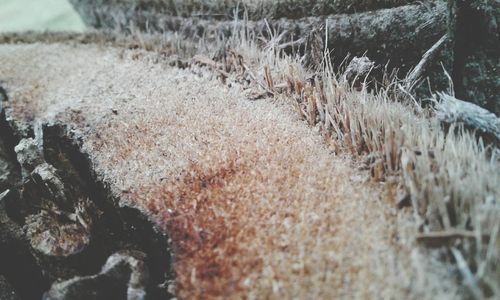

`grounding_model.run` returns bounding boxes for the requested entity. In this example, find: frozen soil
[0,42,460,299]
